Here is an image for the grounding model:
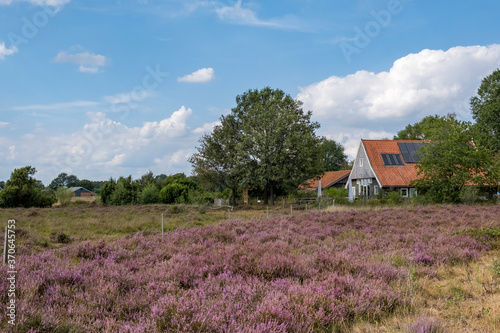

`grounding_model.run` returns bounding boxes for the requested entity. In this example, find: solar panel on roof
[398,142,424,163]
[381,153,404,166]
